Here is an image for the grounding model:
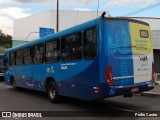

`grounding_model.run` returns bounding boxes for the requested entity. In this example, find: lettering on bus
[139,55,148,62]
[26,82,34,87]
[61,62,76,70]
[135,39,149,49]
[61,65,68,70]
[46,66,55,73]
